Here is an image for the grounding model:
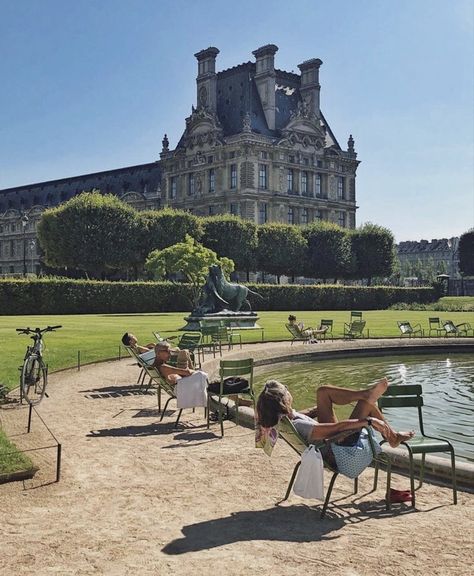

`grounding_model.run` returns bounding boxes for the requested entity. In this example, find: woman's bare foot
[366,378,389,404]
[388,430,415,448]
